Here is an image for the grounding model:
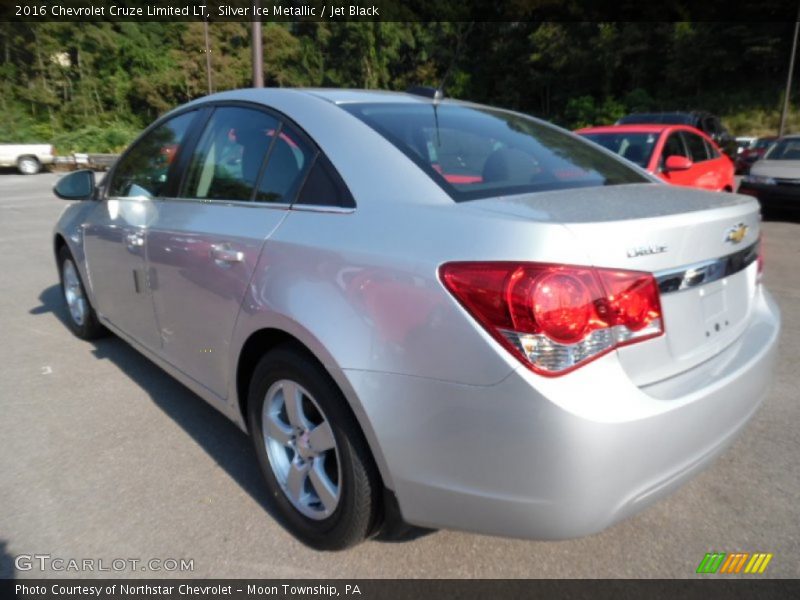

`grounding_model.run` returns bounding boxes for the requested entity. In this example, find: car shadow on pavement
[30,285,434,546]
[30,285,296,538]
[0,539,13,579]
[761,206,800,223]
